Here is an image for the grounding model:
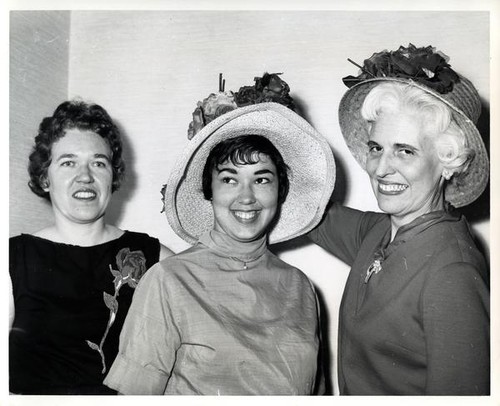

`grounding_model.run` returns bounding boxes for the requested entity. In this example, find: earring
[442,170,452,180]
